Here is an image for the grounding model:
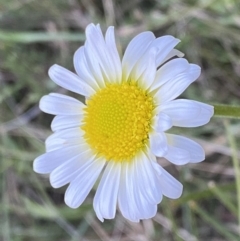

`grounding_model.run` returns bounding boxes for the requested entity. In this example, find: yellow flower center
[81,82,154,162]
